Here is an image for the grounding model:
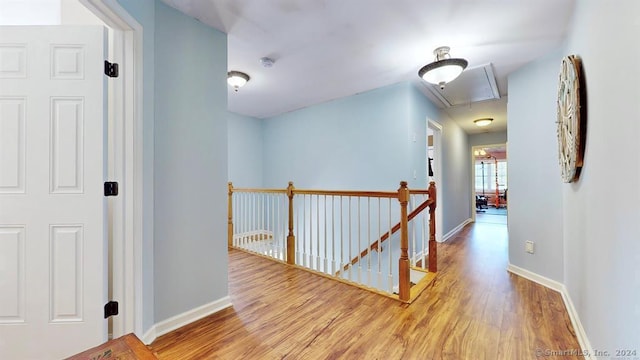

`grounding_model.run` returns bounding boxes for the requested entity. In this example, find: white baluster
[357,197,361,283]
[302,194,307,267]
[388,197,393,293]
[377,197,382,289]
[239,193,244,247]
[243,192,247,247]
[269,194,274,258]
[366,197,371,286]
[324,195,328,274]
[331,196,336,275]
[240,192,244,248]
[316,194,320,271]
[348,196,352,280]
[296,194,300,264]
[421,194,427,269]
[411,195,416,267]
[340,196,344,278]
[258,193,263,254]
